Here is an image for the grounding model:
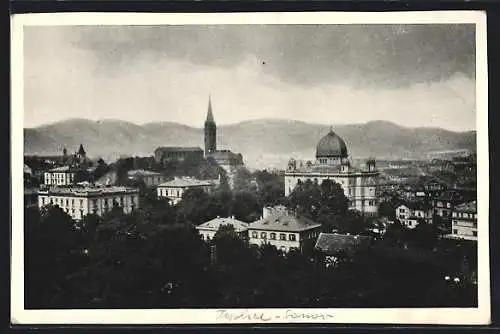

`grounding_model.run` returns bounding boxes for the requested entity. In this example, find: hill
[24,118,476,170]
